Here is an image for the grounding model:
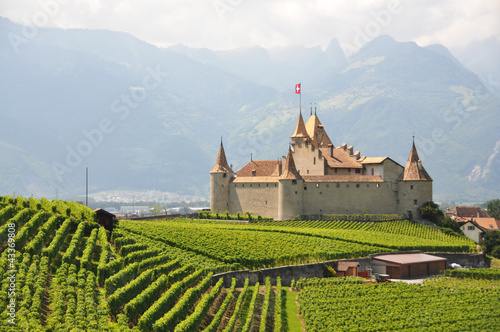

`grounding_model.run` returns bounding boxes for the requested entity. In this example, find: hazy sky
[1,0,499,55]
